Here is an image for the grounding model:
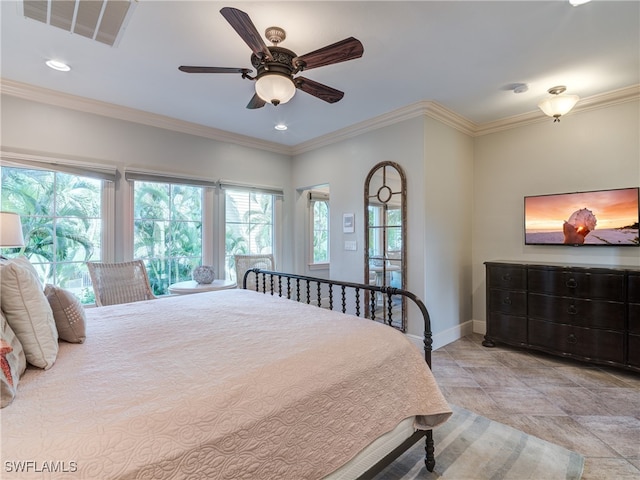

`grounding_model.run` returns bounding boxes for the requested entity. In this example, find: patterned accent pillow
[1,340,14,385]
[44,285,87,344]
[1,311,27,408]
